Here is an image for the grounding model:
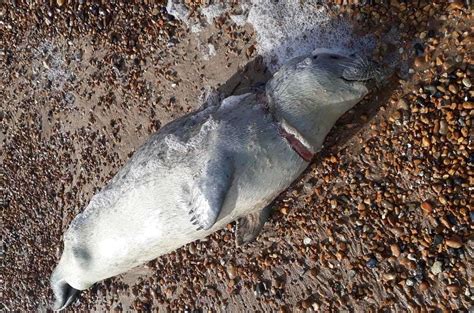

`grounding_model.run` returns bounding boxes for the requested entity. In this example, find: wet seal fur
[51,49,382,310]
